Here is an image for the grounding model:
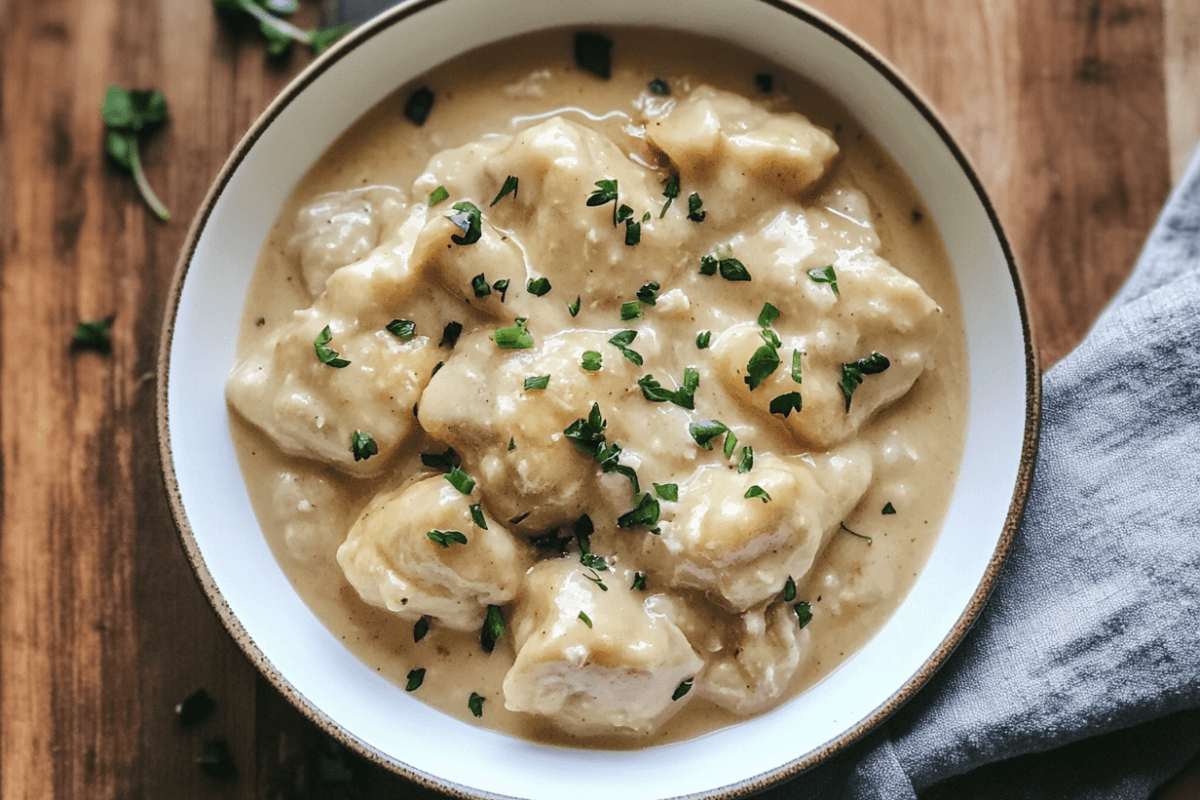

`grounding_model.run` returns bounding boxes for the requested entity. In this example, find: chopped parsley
[587,179,620,225]
[413,617,430,642]
[744,344,781,390]
[480,604,505,653]
[574,515,608,573]
[564,403,607,456]
[524,374,550,391]
[492,278,511,302]
[507,438,516,452]
[636,282,660,306]
[616,204,634,225]
[738,445,754,473]
[770,392,803,418]
[648,78,670,95]
[574,32,612,79]
[421,447,460,472]
[314,325,350,368]
[427,185,449,207]
[73,317,113,350]
[447,201,482,245]
[631,572,647,591]
[350,430,377,461]
[672,678,693,701]
[491,175,518,206]
[637,367,698,409]
[620,301,642,321]
[699,253,751,281]
[494,317,533,349]
[757,302,780,328]
[723,429,739,459]
[101,85,170,220]
[568,296,582,317]
[841,522,873,544]
[688,419,730,451]
[807,264,840,296]
[744,485,771,503]
[403,87,434,125]
[426,529,468,547]
[469,504,488,529]
[578,611,593,628]
[617,492,660,530]
[405,668,425,691]
[783,577,797,602]
[440,320,463,348]
[386,318,416,341]
[794,601,813,629]
[687,192,706,222]
[791,350,803,383]
[581,350,603,371]
[625,218,642,245]
[839,353,891,411]
[526,277,552,297]
[653,483,678,502]
[696,331,712,349]
[660,174,679,217]
[608,330,643,365]
[468,693,485,717]
[471,273,491,298]
[883,502,897,515]
[699,255,718,276]
[445,466,475,495]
